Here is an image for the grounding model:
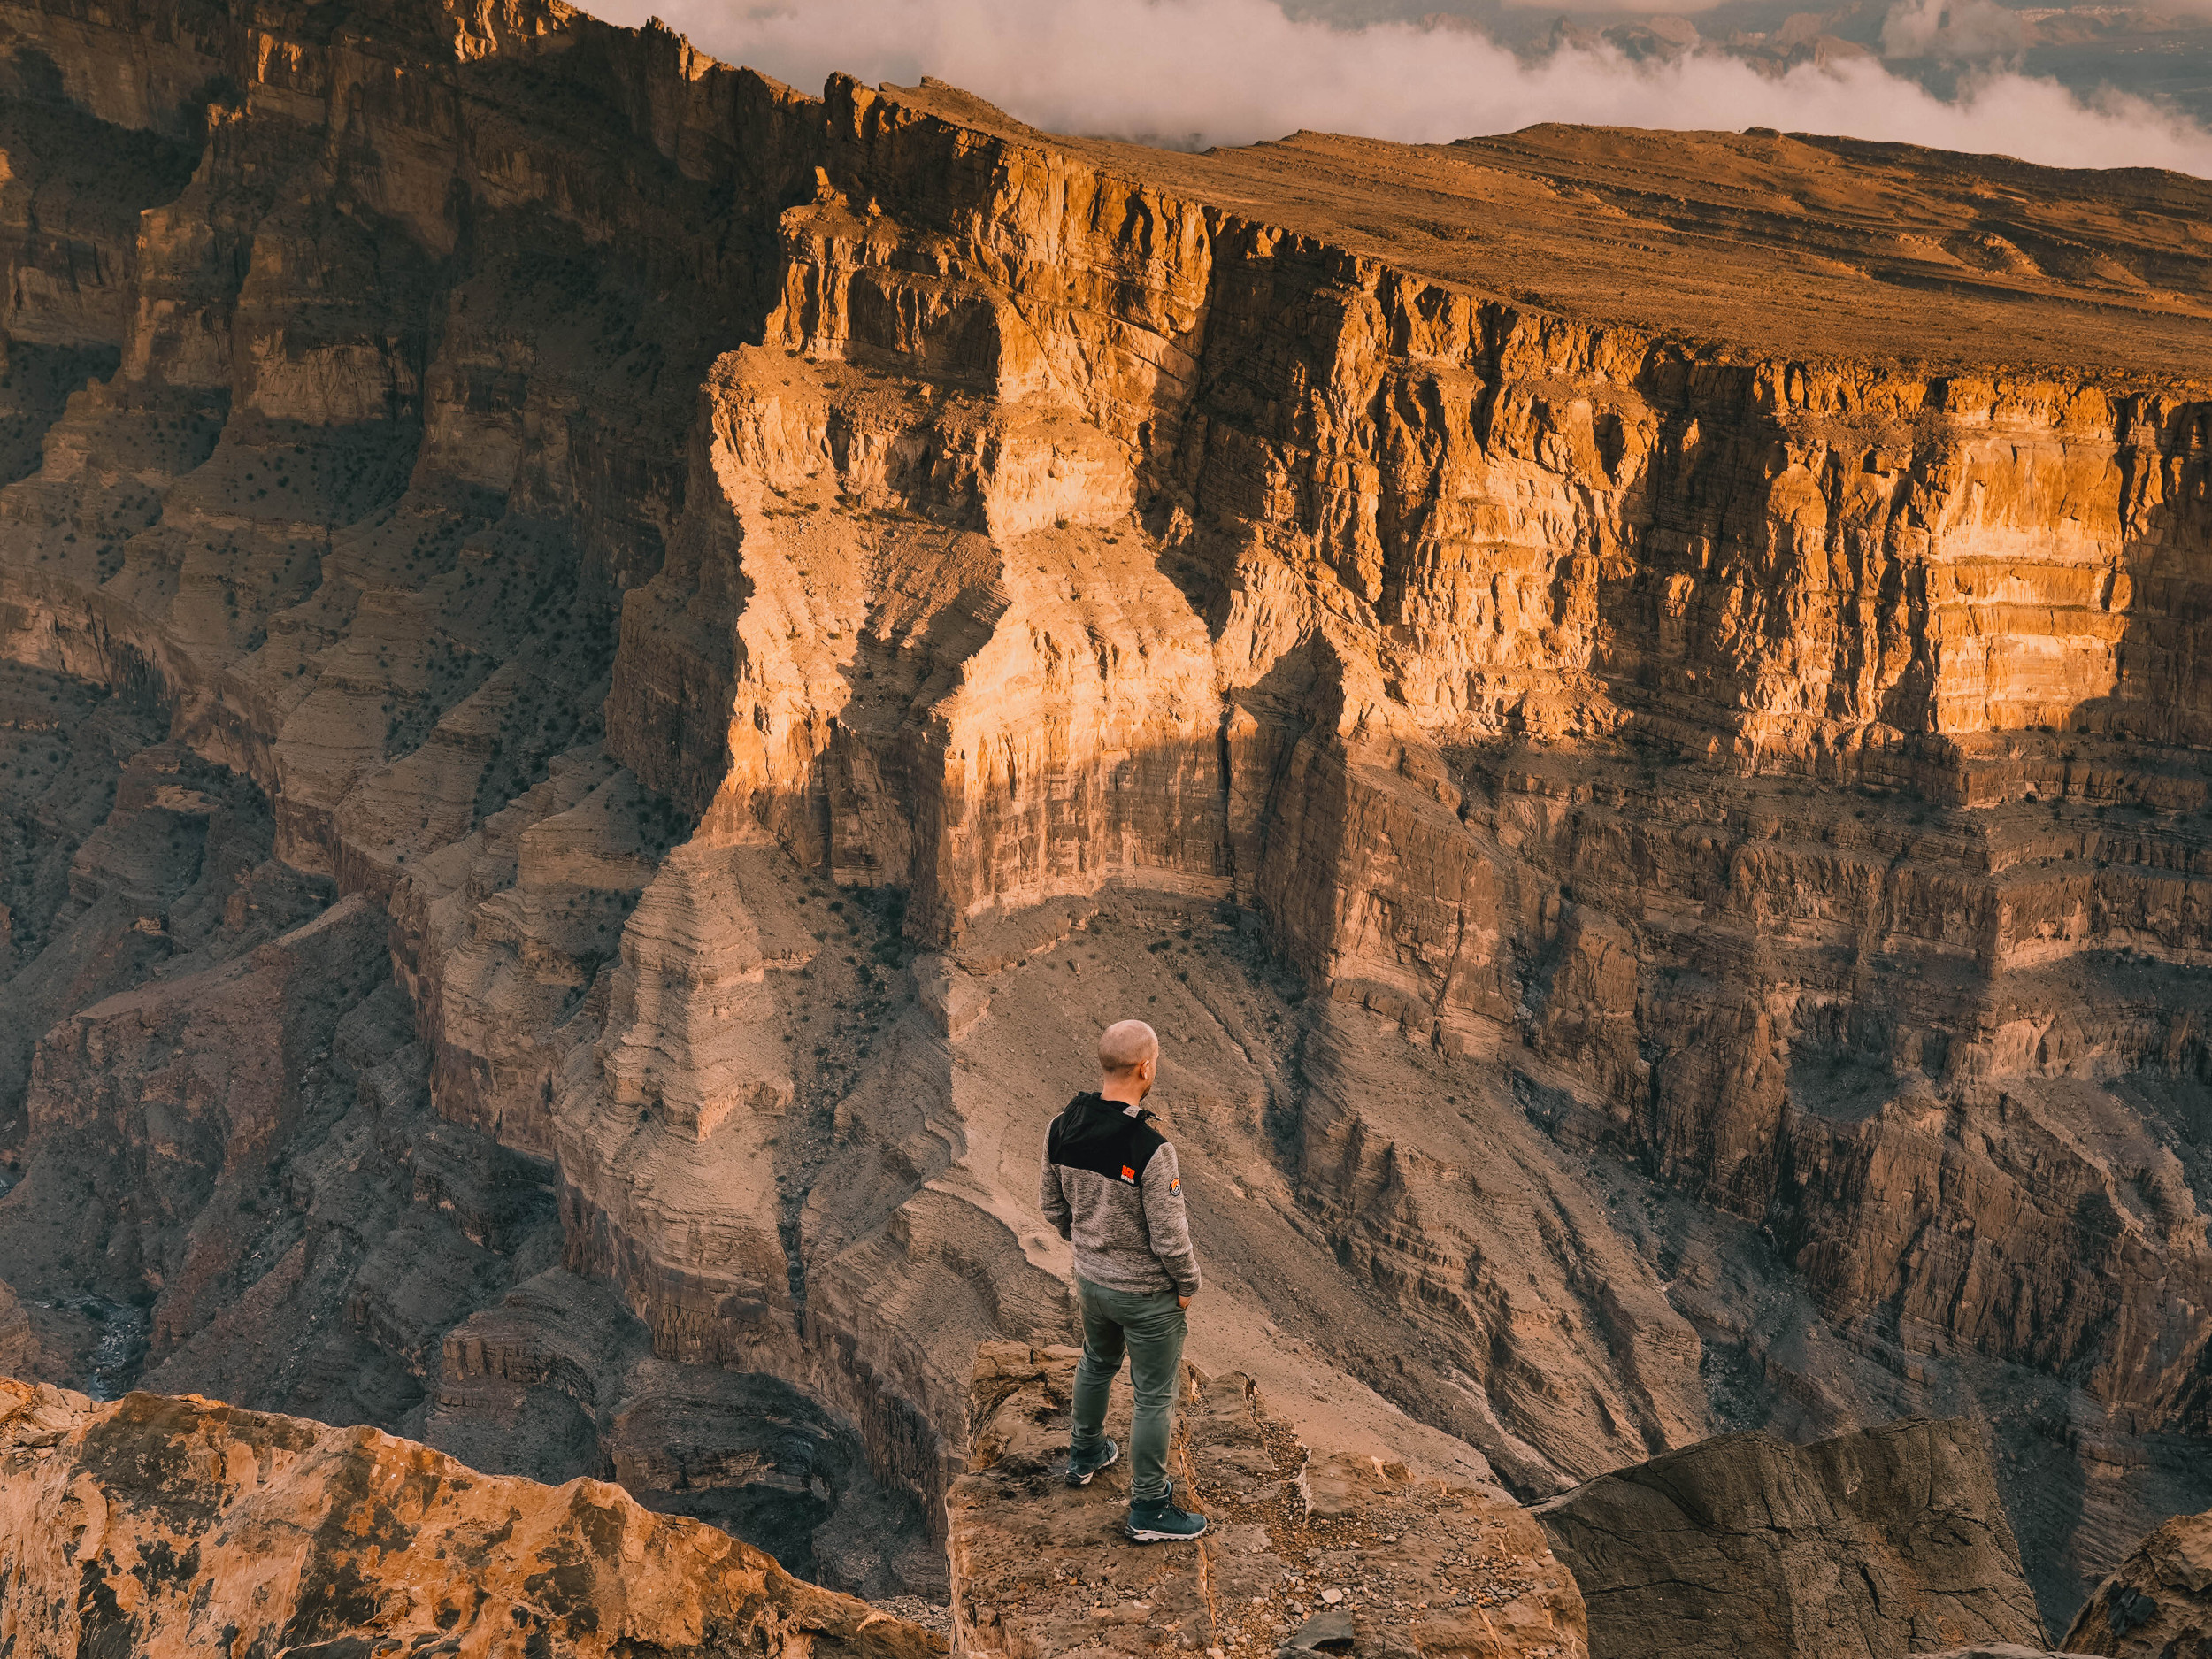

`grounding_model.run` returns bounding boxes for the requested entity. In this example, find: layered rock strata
[948,1341,1588,1658]
[0,1374,944,1658]
[0,0,2205,1629]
